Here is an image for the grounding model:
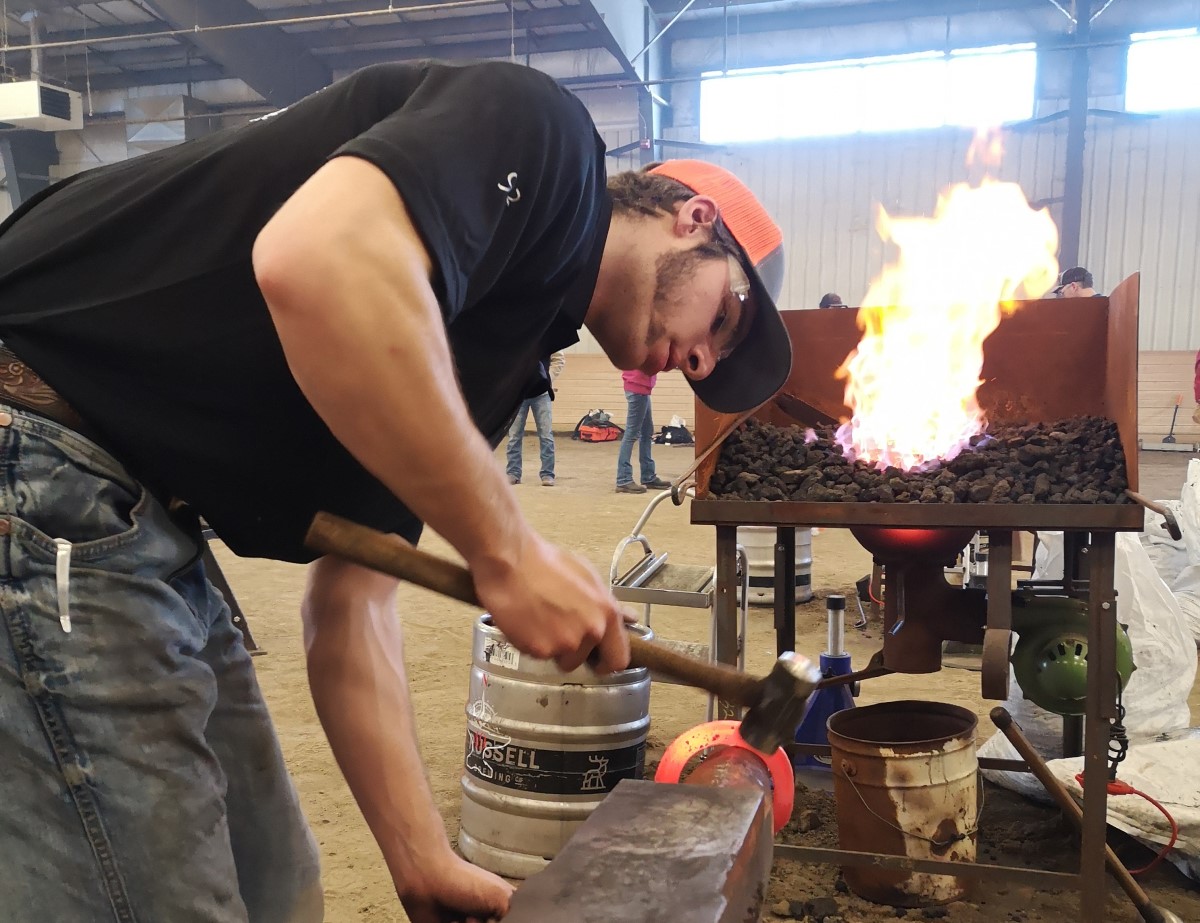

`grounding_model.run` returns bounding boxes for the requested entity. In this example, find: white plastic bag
[1174,565,1200,645]
[1136,460,1200,643]
[1047,735,1200,881]
[1179,459,1200,562]
[1140,501,1188,585]
[1175,460,1200,643]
